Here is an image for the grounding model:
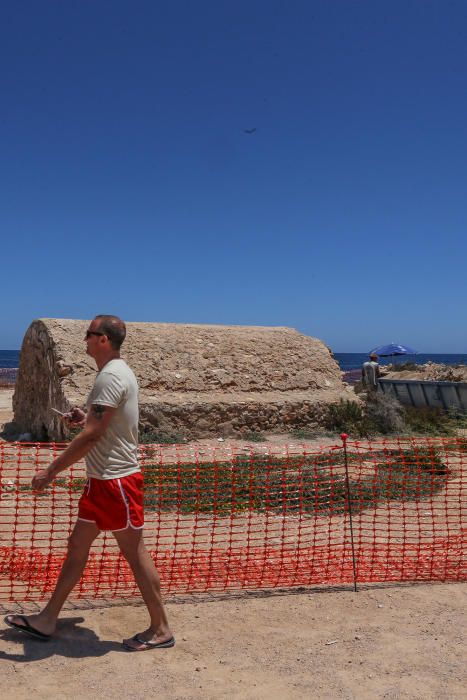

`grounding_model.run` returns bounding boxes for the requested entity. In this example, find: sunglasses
[85,331,106,339]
